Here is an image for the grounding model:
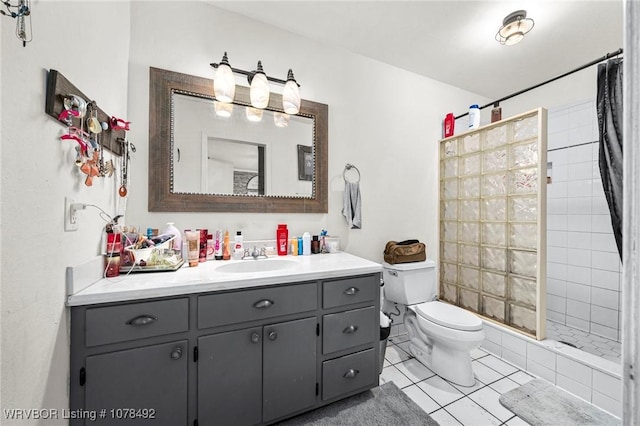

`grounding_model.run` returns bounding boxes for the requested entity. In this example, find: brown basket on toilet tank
[383,240,426,264]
